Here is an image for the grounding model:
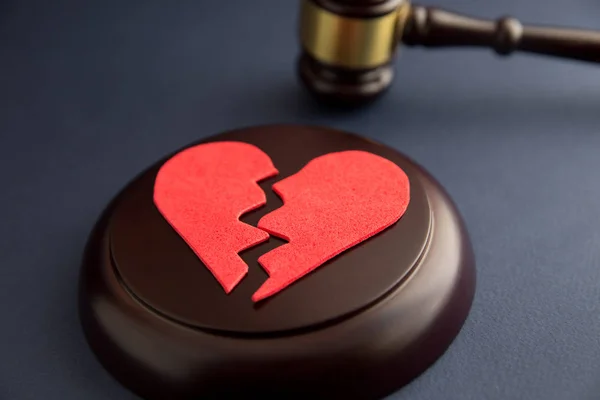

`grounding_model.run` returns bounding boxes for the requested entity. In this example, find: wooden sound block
[78,125,475,399]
